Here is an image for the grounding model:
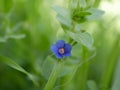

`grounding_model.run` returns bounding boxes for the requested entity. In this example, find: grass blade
[0,55,39,86]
